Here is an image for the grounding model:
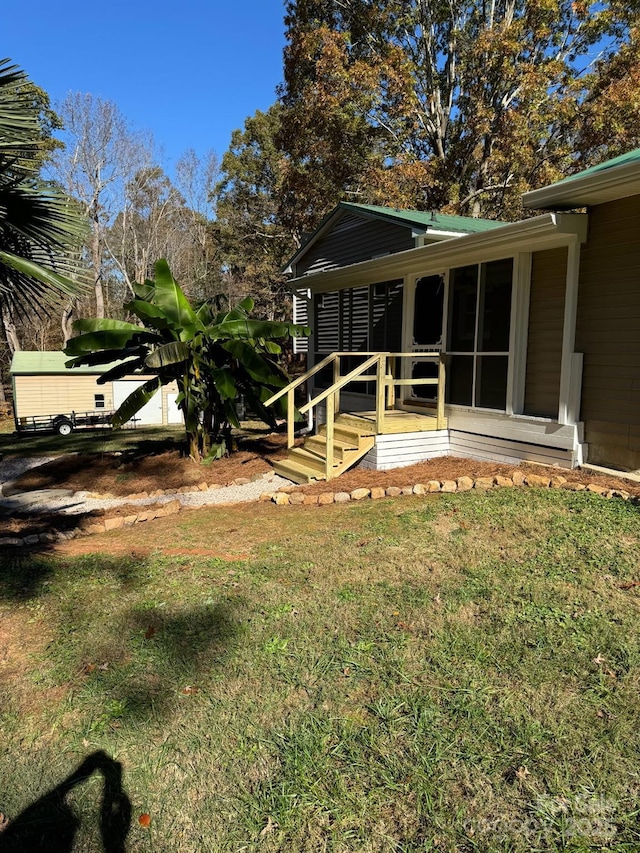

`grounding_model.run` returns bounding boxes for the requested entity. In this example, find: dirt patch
[7,432,291,497]
[297,457,640,496]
